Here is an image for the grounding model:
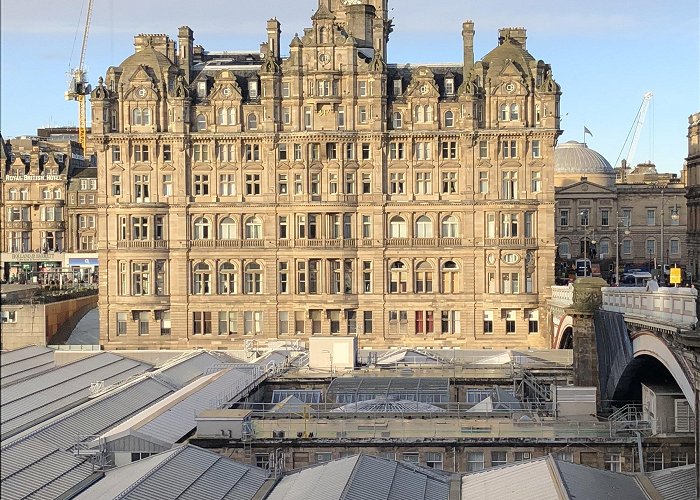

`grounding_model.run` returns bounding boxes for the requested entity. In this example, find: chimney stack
[462,21,475,75]
[267,19,281,61]
[178,26,194,84]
